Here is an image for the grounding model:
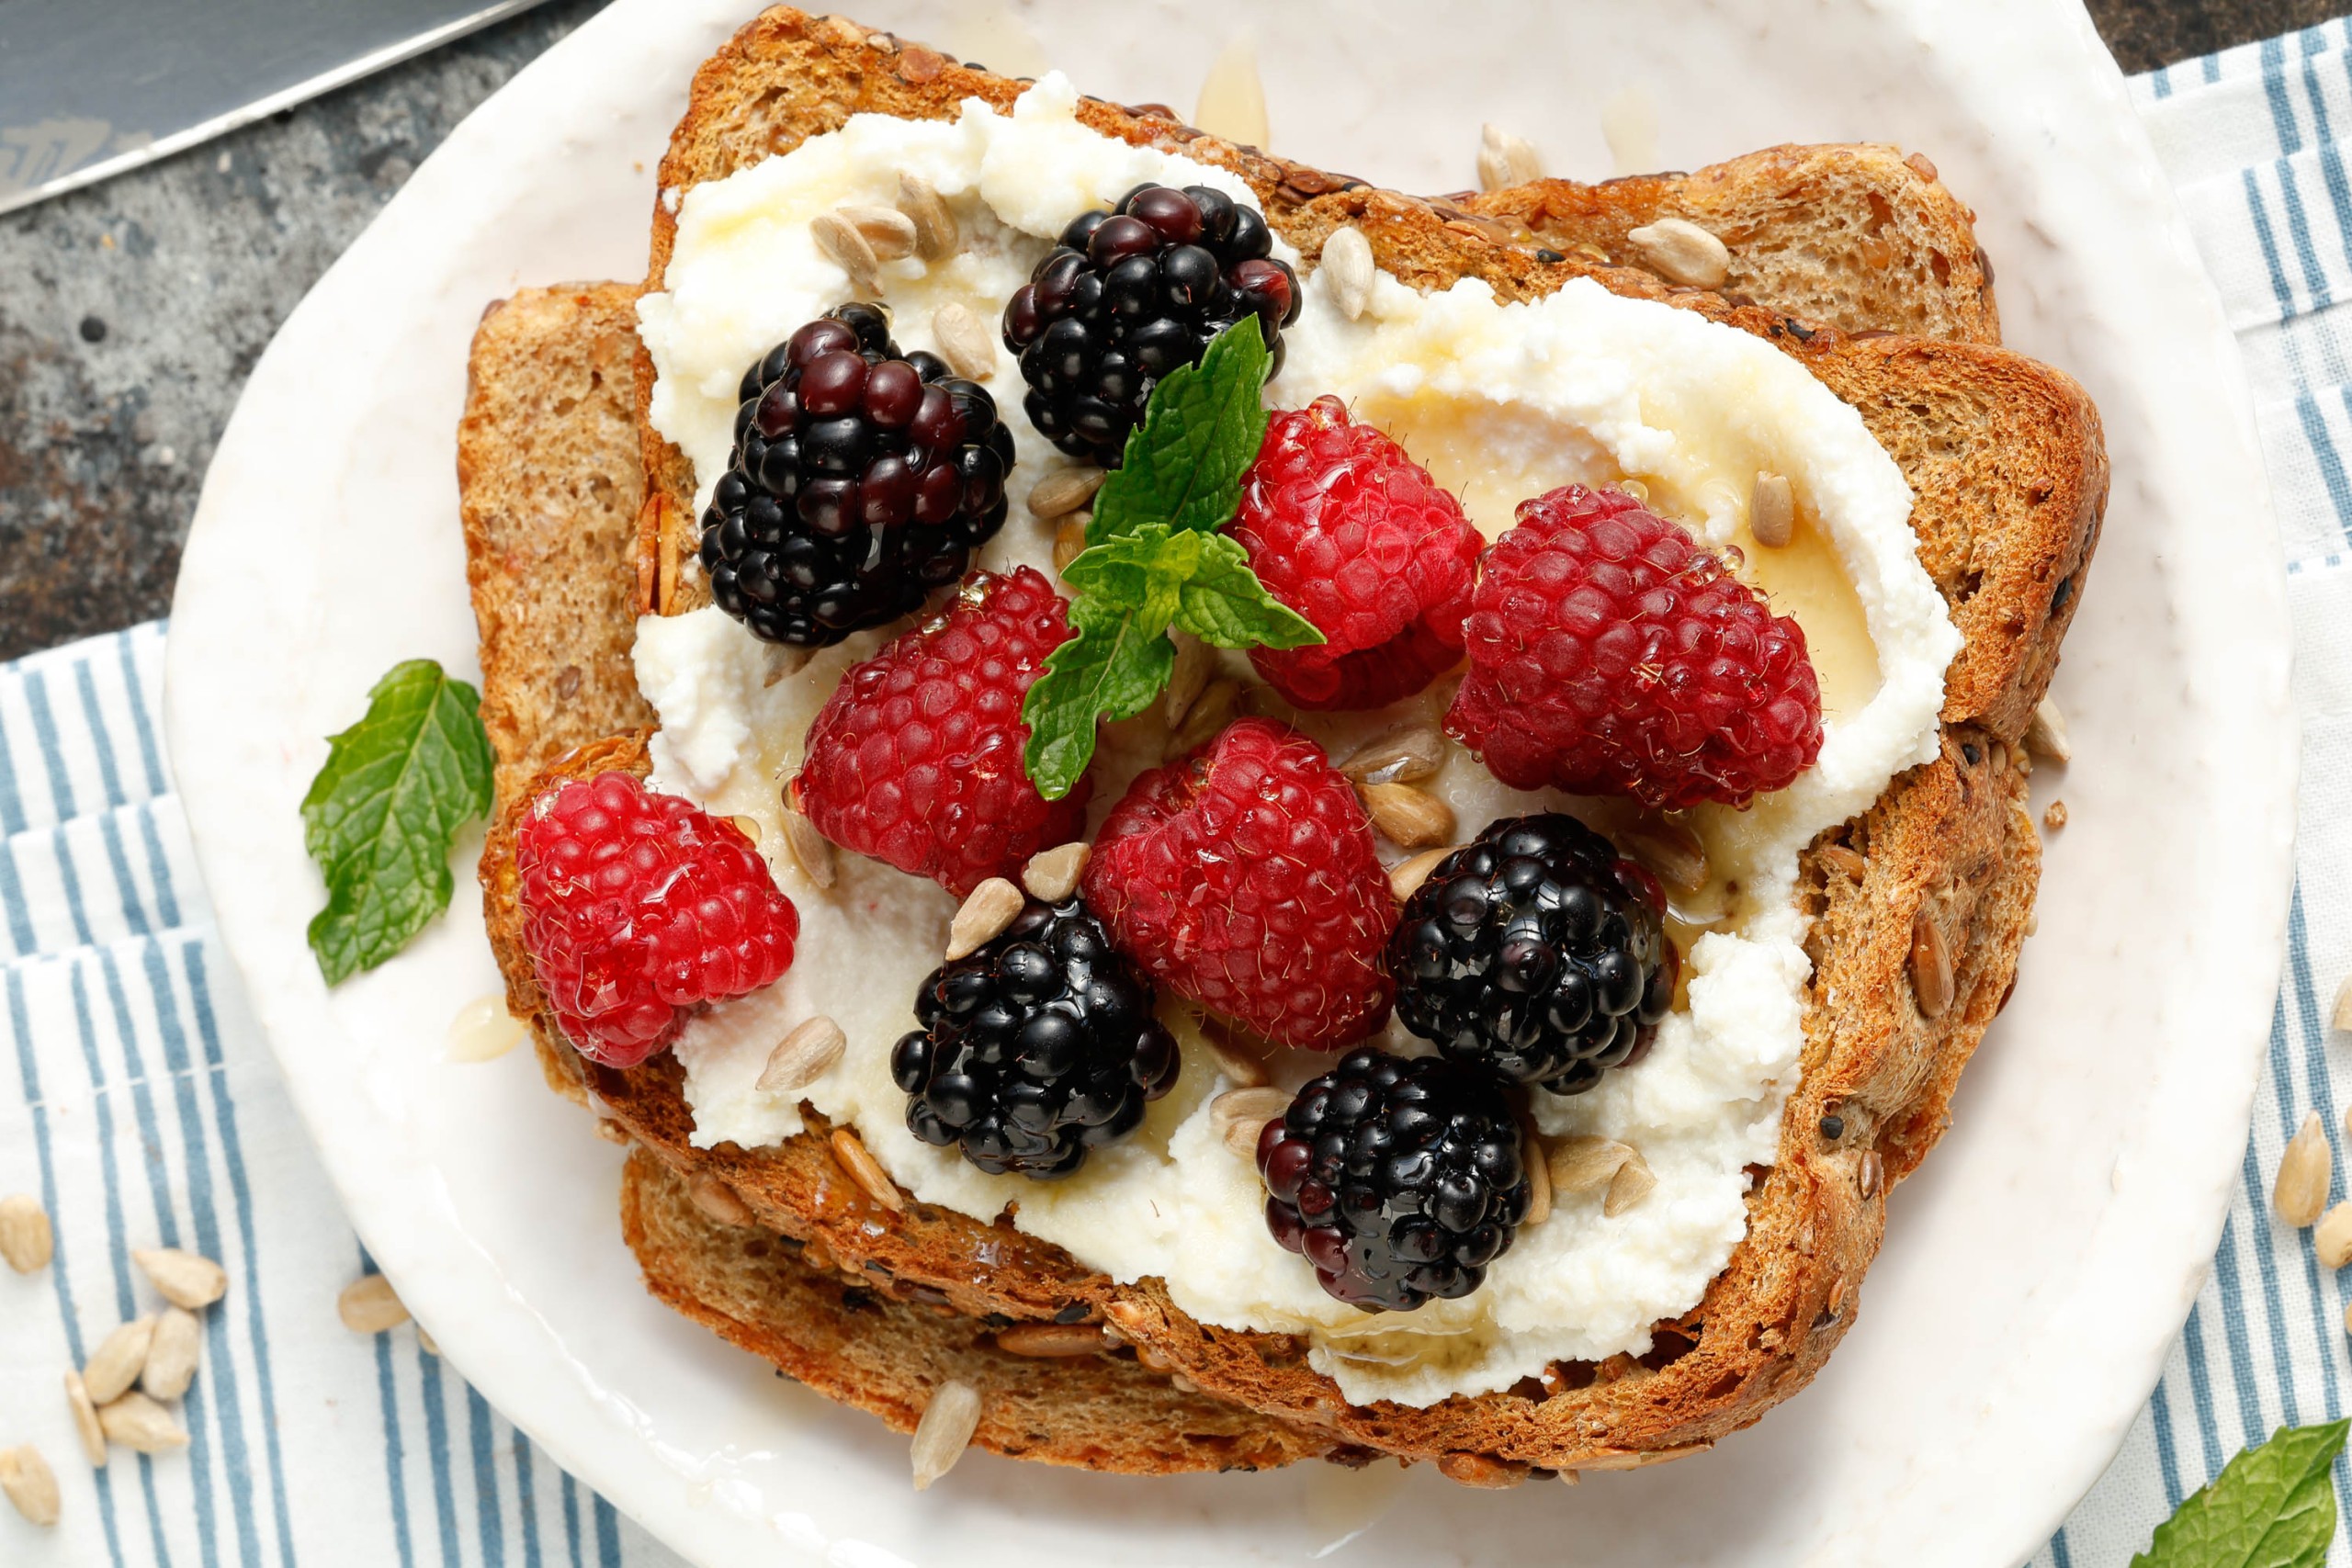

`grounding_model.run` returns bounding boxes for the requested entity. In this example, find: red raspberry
[1446,485,1824,810]
[1081,717,1394,1051]
[796,568,1087,897]
[515,772,800,1067]
[1227,397,1484,710]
